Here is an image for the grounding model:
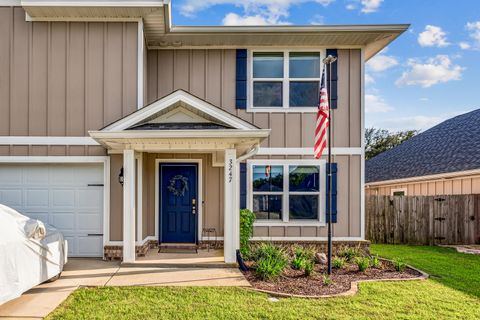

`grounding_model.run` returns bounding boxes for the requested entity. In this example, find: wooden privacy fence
[366,195,480,245]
